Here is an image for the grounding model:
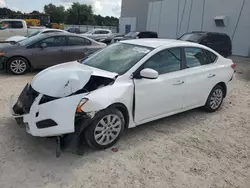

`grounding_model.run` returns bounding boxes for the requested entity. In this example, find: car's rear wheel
[84,108,125,150]
[203,85,224,112]
[7,57,29,75]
